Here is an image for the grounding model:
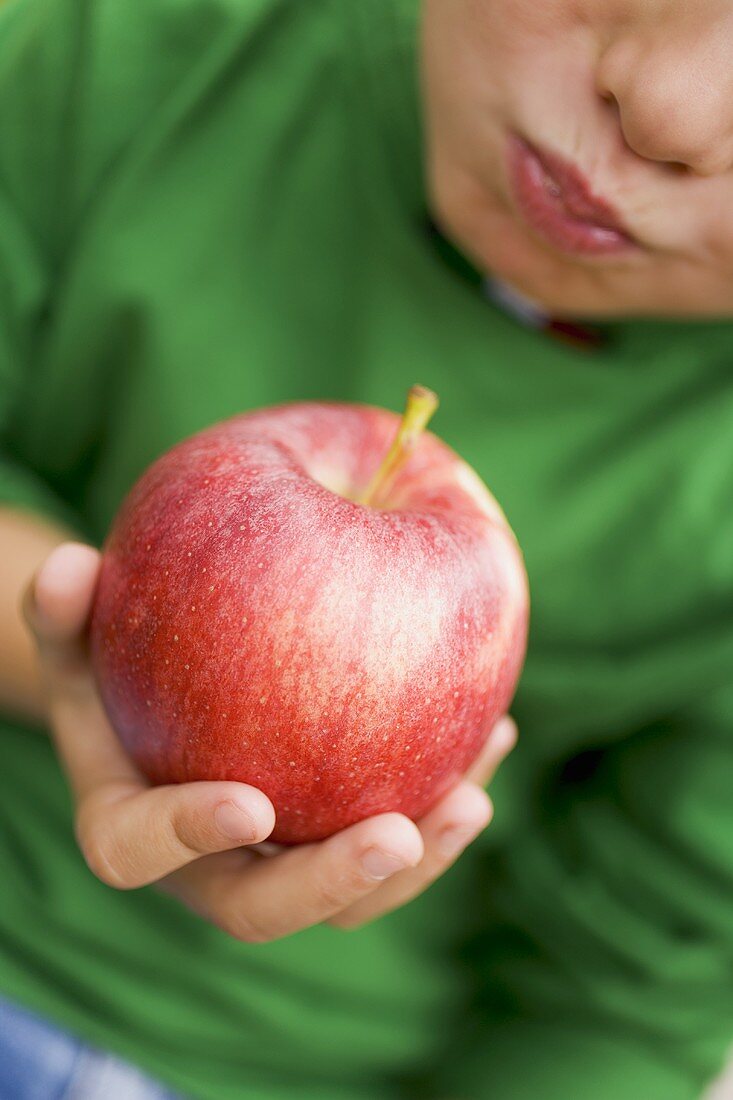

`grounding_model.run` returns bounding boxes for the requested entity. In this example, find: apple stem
[358,384,439,507]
